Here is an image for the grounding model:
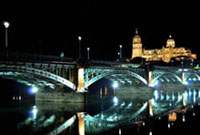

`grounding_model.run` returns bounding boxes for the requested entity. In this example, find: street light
[3,21,10,58]
[28,86,38,95]
[113,82,118,96]
[119,44,122,59]
[3,21,10,49]
[78,36,82,59]
[191,59,194,67]
[87,47,90,60]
